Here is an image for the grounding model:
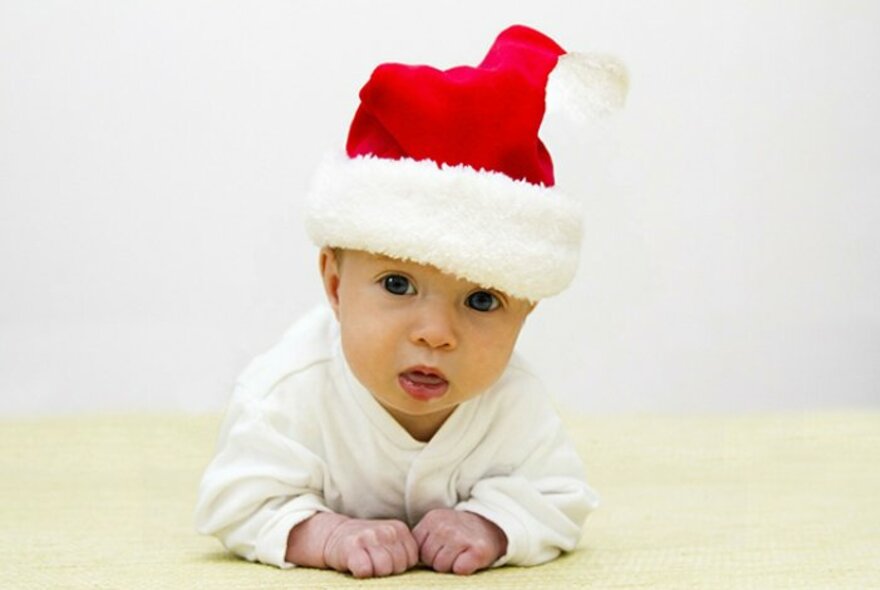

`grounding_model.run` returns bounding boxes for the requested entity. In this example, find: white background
[2,1,878,416]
